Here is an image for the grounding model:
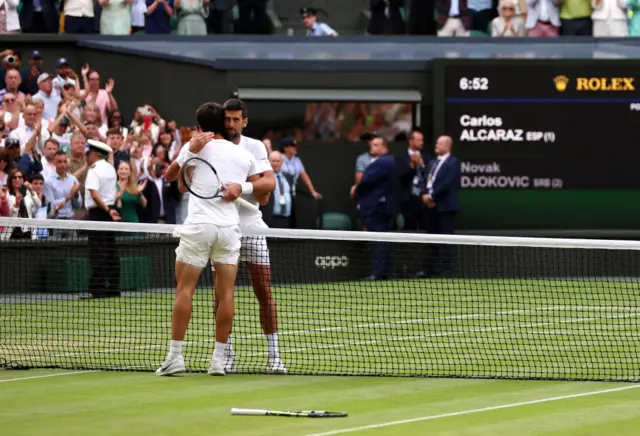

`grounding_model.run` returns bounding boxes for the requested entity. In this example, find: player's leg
[207,225,242,376]
[157,226,210,376]
[246,236,286,374]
